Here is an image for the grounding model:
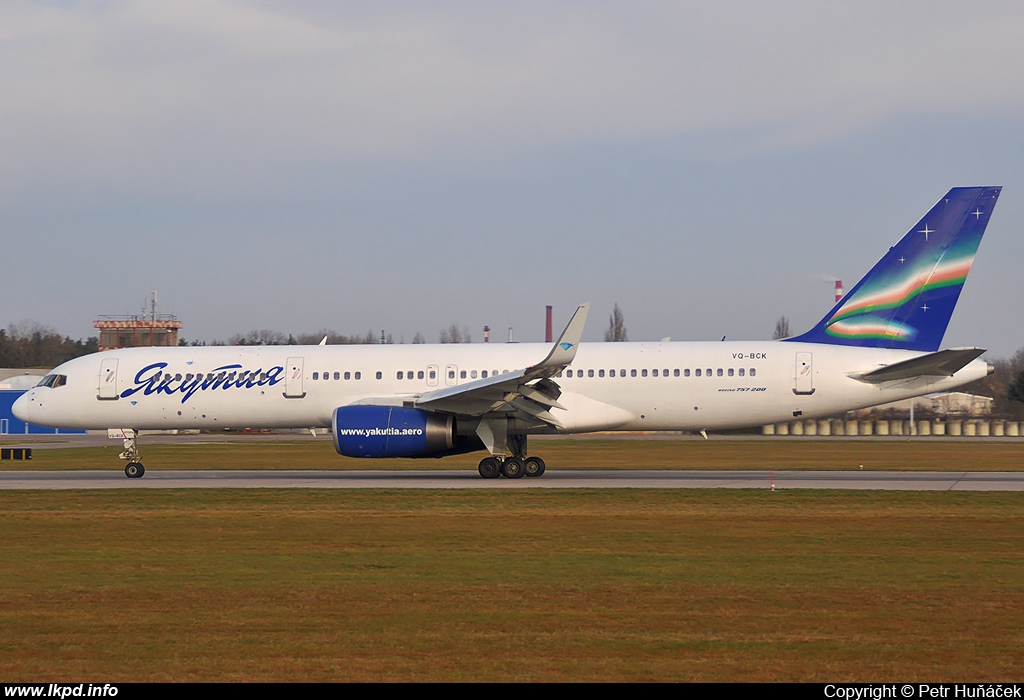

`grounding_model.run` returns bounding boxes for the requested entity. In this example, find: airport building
[94,315,181,352]
[94,291,182,352]
[857,391,994,417]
